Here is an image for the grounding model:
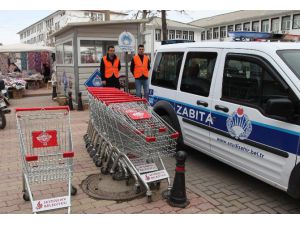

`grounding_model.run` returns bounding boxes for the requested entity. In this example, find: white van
[148,42,300,199]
